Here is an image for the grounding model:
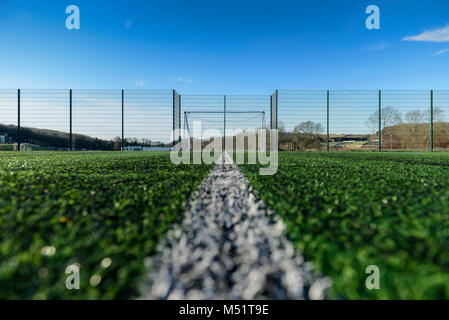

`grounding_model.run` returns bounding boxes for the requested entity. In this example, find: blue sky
[1,0,449,94]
